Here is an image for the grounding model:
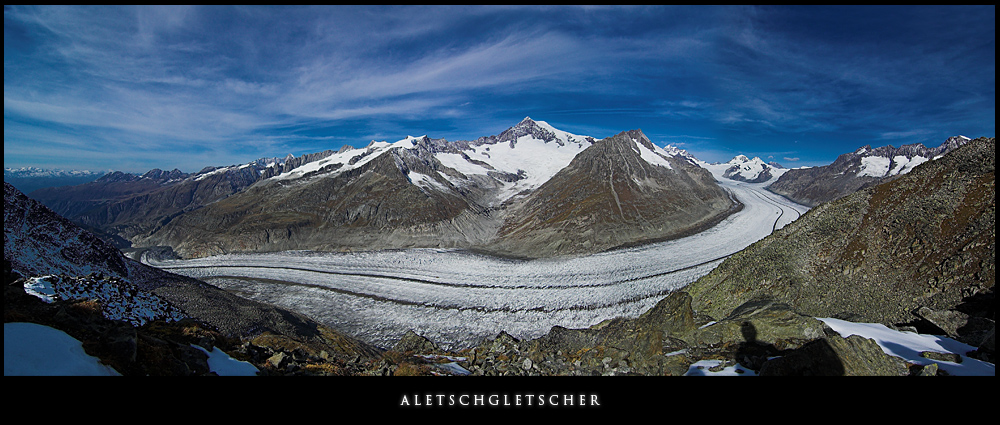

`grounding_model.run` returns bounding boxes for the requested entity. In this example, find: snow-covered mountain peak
[484,117,594,150]
[695,153,786,184]
[729,155,751,164]
[447,119,596,202]
[4,167,106,178]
